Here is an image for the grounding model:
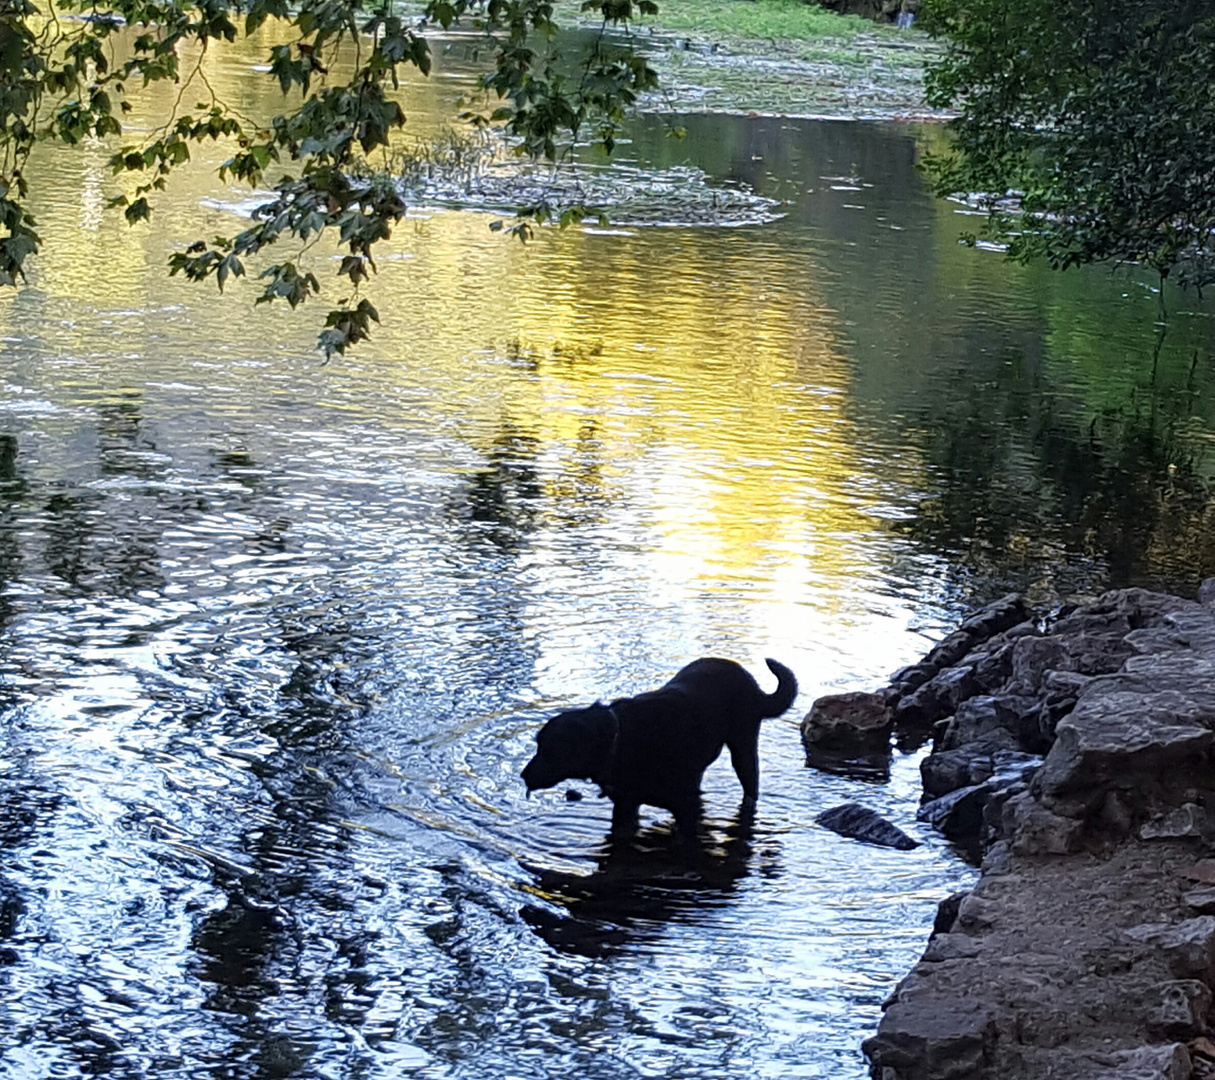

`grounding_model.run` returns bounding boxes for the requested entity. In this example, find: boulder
[940,694,1047,753]
[863,584,1215,1080]
[862,996,998,1080]
[887,595,1030,703]
[1123,917,1215,980]
[956,593,1031,641]
[801,691,891,750]
[921,741,1037,799]
[1004,632,1134,697]
[1144,979,1211,1038]
[1038,692,1215,807]
[894,666,979,730]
